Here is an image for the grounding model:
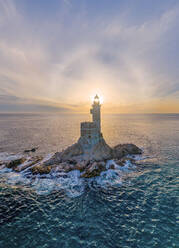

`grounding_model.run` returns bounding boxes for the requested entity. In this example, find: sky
[0,0,179,113]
